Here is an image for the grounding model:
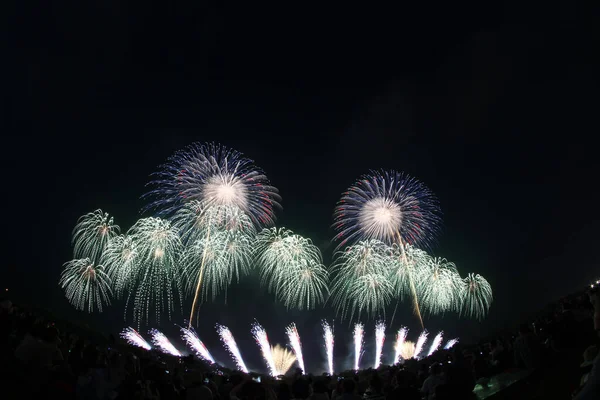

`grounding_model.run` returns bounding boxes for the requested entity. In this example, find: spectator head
[292,378,310,400]
[342,378,356,394]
